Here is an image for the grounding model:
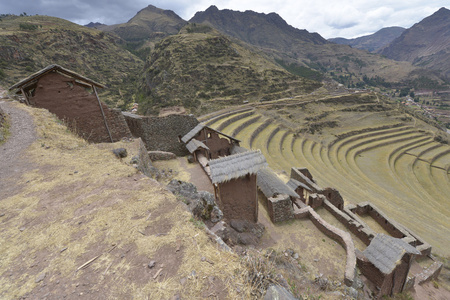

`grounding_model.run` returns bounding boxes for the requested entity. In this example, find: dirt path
[0,95,37,199]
